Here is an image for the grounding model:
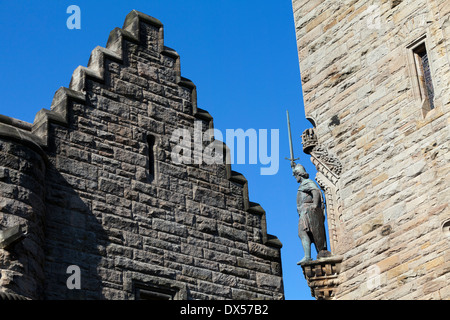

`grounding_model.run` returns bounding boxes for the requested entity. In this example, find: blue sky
[0,0,324,300]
